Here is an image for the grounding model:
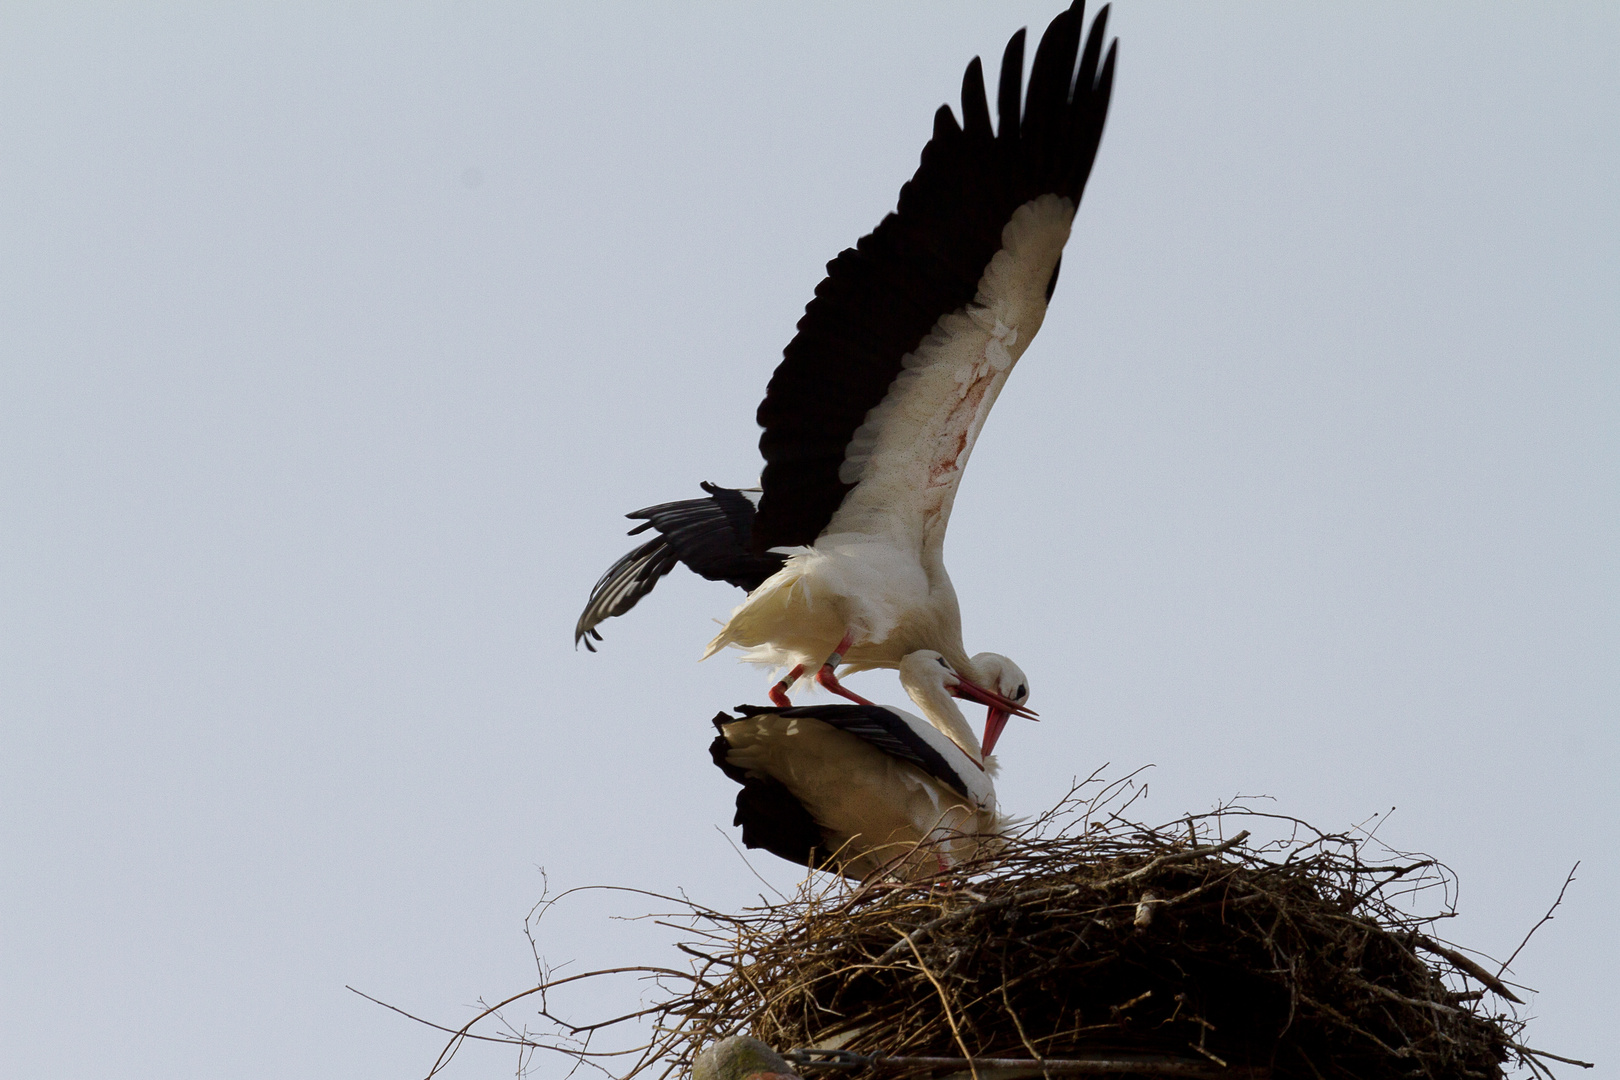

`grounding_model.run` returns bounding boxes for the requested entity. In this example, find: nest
[393,773,1580,1080]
